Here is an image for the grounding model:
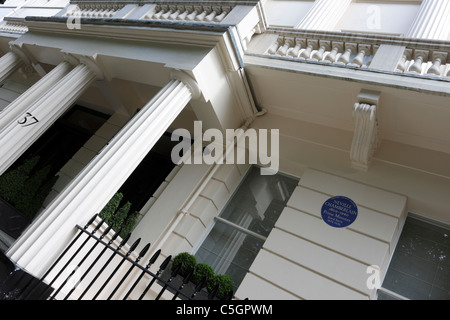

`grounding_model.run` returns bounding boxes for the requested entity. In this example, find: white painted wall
[336,2,421,35]
[235,169,407,300]
[263,0,314,27]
